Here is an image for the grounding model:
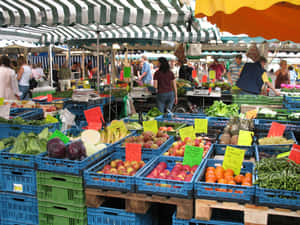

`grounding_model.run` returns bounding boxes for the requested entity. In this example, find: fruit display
[219,117,254,145]
[146,162,198,182]
[97,159,146,176]
[122,131,169,149]
[258,136,295,145]
[125,122,143,130]
[163,137,212,157]
[99,120,131,144]
[204,166,253,191]
[159,126,174,132]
